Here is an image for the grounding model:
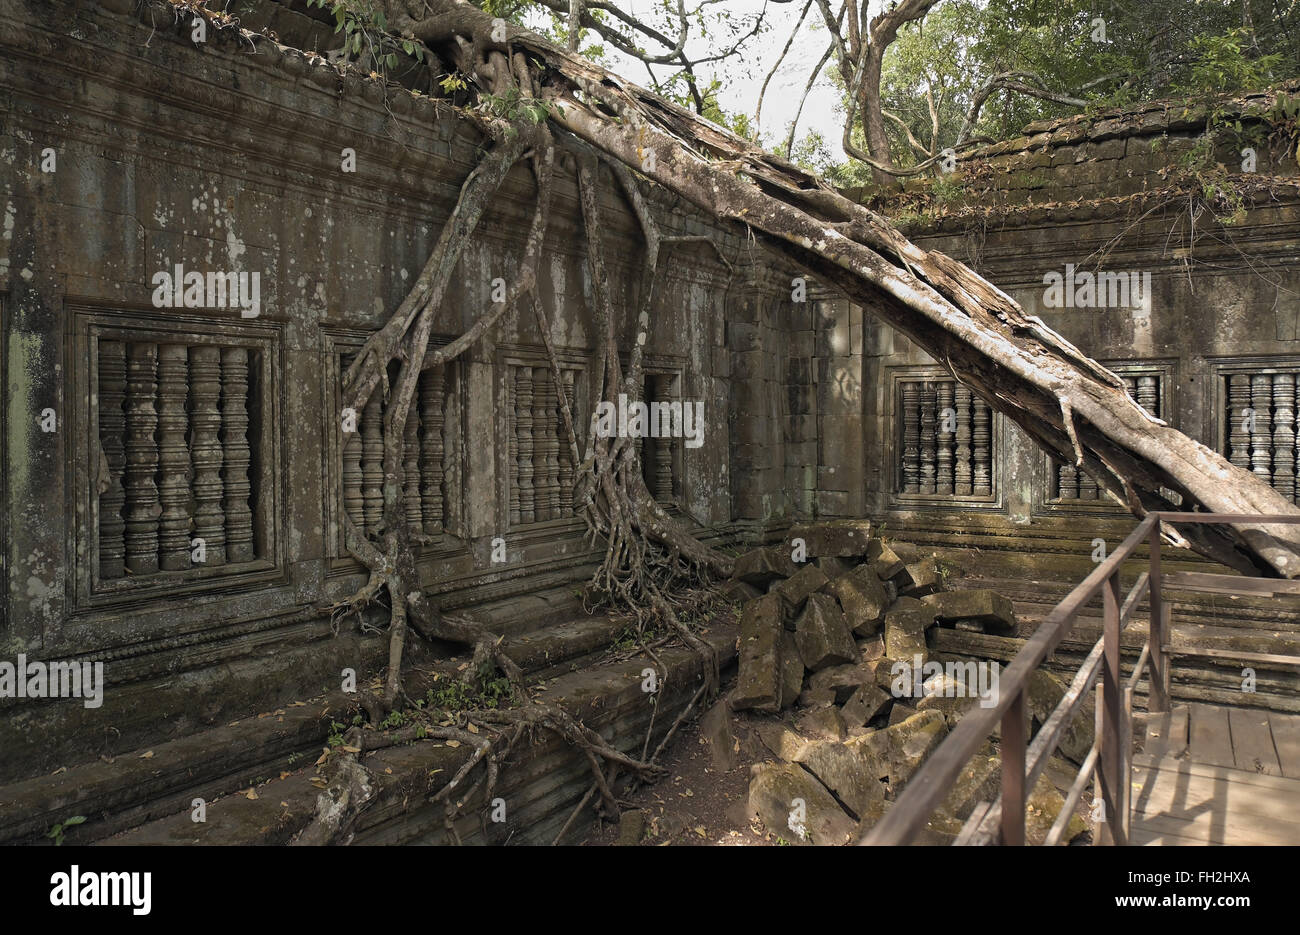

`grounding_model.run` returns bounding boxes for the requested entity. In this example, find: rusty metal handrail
[861,510,1300,846]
